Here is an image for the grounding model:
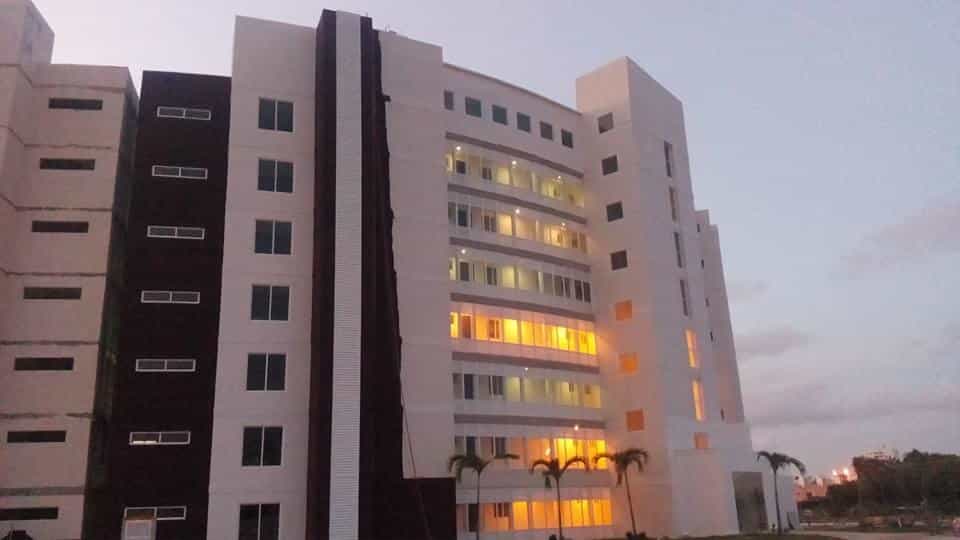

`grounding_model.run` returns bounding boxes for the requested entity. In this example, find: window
[246,354,286,391]
[23,287,81,300]
[489,375,504,396]
[485,266,498,286]
[7,430,66,443]
[129,431,191,445]
[147,226,205,240]
[494,437,507,456]
[664,141,675,177]
[614,300,633,321]
[39,158,95,170]
[605,202,623,222]
[49,98,103,110]
[625,409,645,431]
[139,290,200,304]
[539,121,553,140]
[583,282,591,303]
[463,374,475,400]
[610,250,628,270]
[454,160,467,175]
[124,506,186,522]
[561,129,574,148]
[258,159,293,193]
[0,507,59,521]
[493,502,510,519]
[685,329,699,368]
[619,352,638,374]
[673,232,684,267]
[254,220,292,255]
[242,426,282,466]
[32,220,89,233]
[516,113,531,132]
[14,357,74,371]
[598,112,614,133]
[156,106,211,120]
[239,504,280,540]
[694,432,710,450]
[258,98,293,132]
[443,90,454,110]
[710,330,715,342]
[135,358,196,373]
[492,105,508,125]
[151,165,207,180]
[251,285,289,321]
[601,155,619,175]
[464,97,482,118]
[481,166,492,180]
[692,380,705,421]
[680,279,690,317]
[669,187,679,221]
